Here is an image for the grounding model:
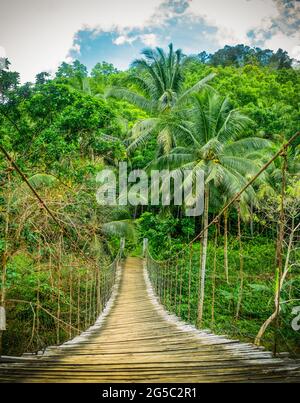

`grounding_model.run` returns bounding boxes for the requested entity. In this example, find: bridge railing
[144,242,192,321]
[144,223,300,357]
[143,133,300,357]
[1,239,123,357]
[0,146,124,357]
